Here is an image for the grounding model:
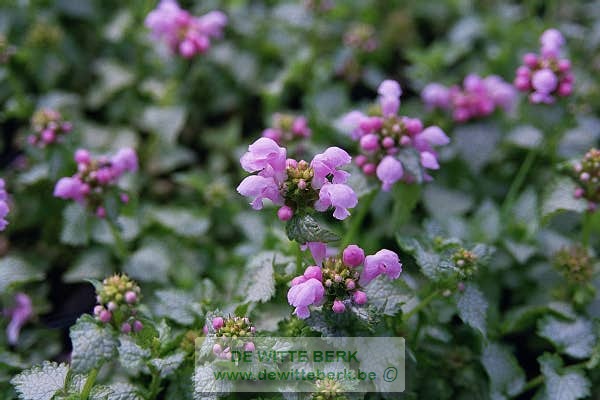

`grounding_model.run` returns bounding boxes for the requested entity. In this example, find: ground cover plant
[0,0,599,399]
